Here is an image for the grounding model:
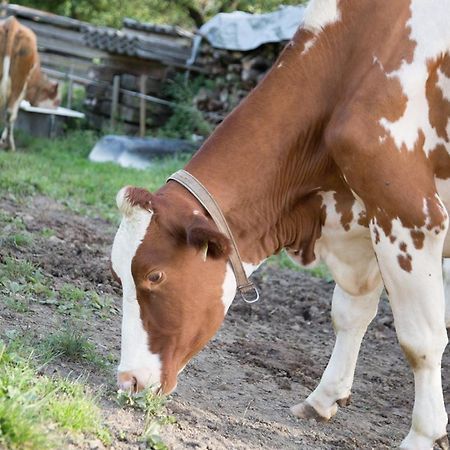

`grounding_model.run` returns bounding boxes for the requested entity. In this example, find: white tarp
[198,5,306,51]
